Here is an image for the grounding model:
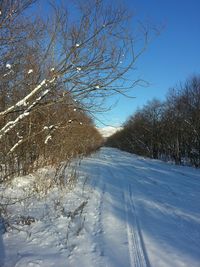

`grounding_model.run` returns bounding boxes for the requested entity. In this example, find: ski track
[124,184,151,267]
